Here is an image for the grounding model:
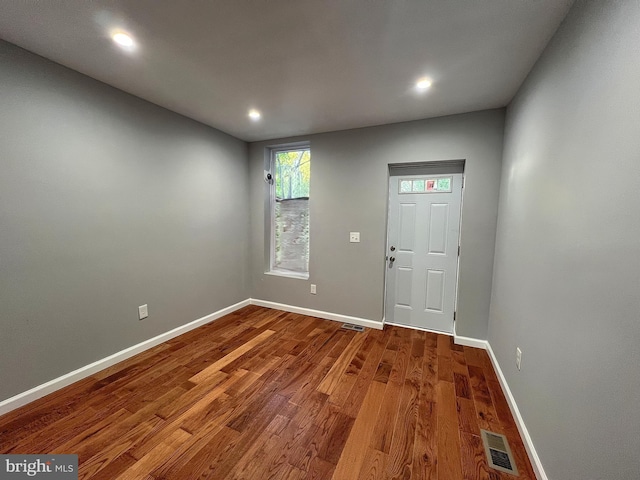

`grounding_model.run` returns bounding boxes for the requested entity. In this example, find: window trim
[266,142,311,279]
